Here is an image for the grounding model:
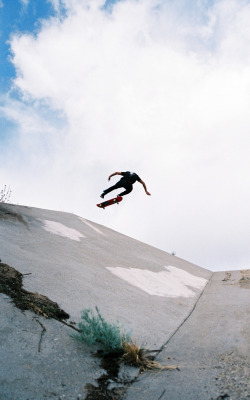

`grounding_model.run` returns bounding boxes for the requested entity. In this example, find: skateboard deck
[97,196,123,209]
